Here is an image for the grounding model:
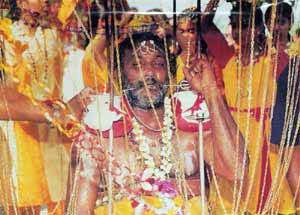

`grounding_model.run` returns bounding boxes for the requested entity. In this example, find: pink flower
[155,180,177,198]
